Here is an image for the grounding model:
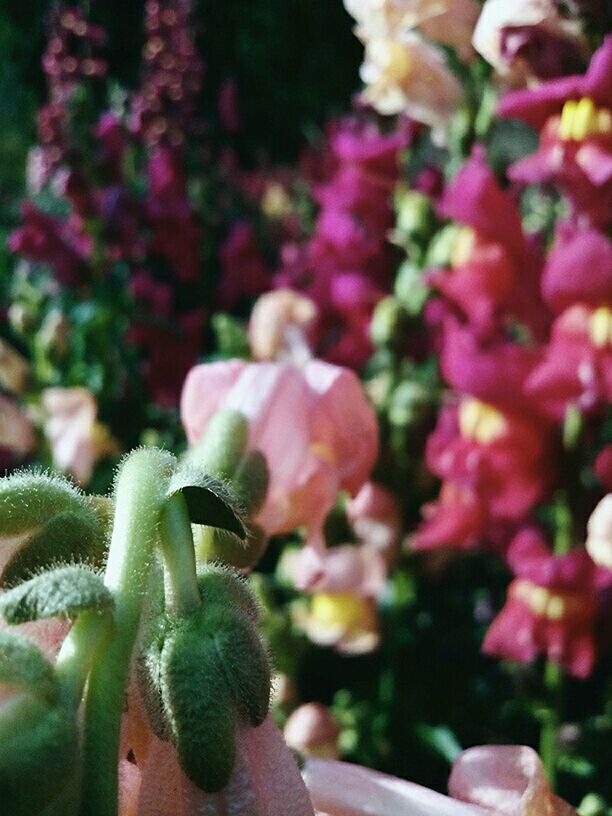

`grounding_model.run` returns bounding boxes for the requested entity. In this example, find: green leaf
[0,631,57,702]
[1,508,107,587]
[0,566,113,624]
[168,468,246,537]
[0,472,85,537]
